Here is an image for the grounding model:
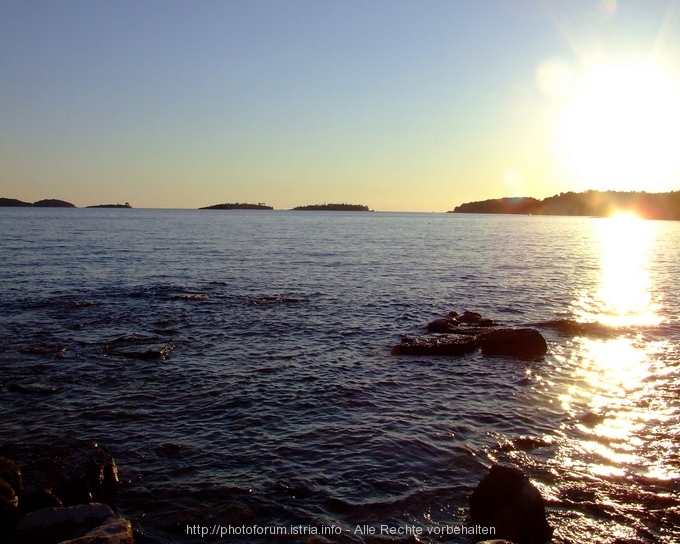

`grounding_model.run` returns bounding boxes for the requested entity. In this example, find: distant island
[292,203,371,211]
[0,198,75,208]
[450,190,680,220]
[200,202,273,210]
[86,202,132,208]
